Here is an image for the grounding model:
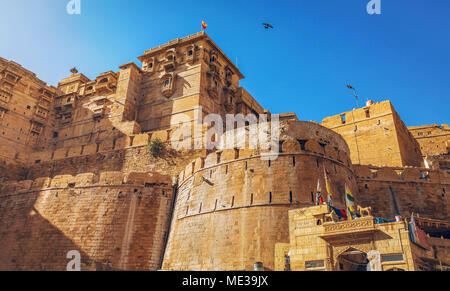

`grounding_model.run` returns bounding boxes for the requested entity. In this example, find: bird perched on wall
[262,23,274,30]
